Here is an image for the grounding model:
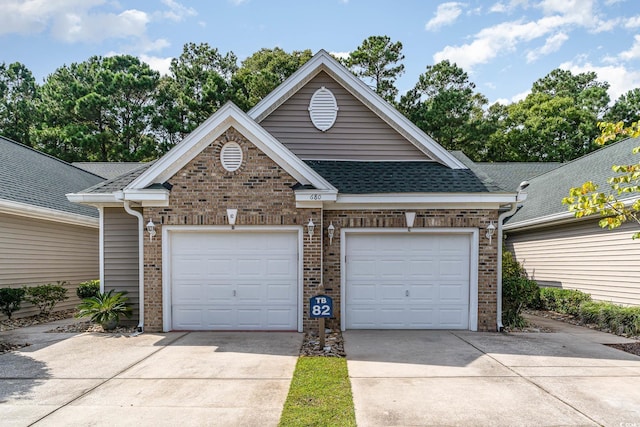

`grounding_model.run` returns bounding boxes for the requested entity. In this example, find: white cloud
[425,2,464,31]
[560,59,640,102]
[489,0,529,13]
[0,0,103,36]
[139,54,172,76]
[489,2,507,13]
[619,34,640,61]
[158,0,196,22]
[330,51,350,61]
[51,9,149,43]
[526,32,568,62]
[625,15,640,28]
